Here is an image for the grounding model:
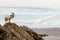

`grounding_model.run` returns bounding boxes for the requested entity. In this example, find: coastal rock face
[0,23,47,40]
